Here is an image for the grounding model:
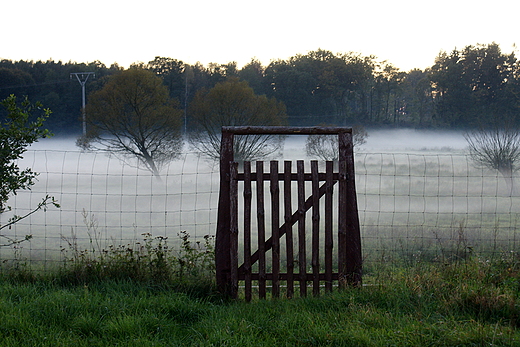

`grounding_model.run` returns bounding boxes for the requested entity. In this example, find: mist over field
[2,129,518,265]
[269,128,468,159]
[30,128,468,153]
[361,129,467,152]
